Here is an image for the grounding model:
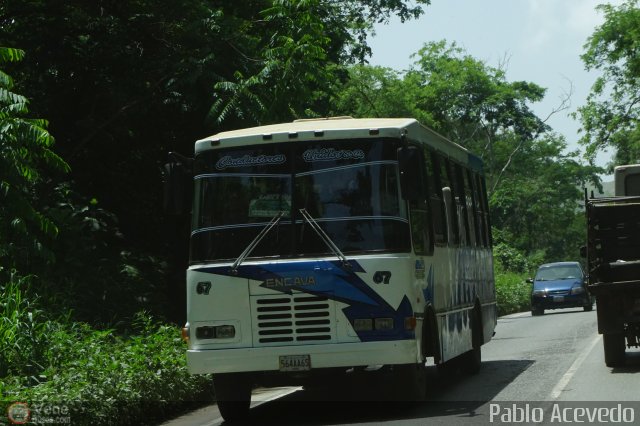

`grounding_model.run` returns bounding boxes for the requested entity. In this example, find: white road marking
[251,386,302,405]
[499,311,531,319]
[204,387,303,426]
[549,333,602,400]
